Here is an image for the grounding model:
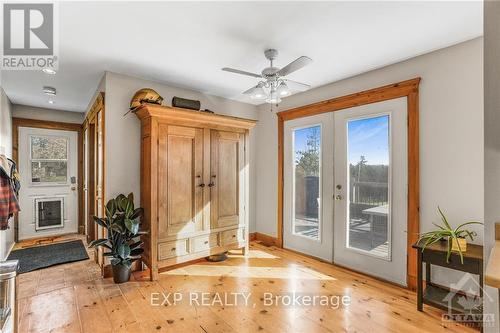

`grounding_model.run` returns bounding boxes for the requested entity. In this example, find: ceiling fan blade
[285,79,311,92]
[242,86,257,94]
[222,67,262,78]
[278,56,312,77]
